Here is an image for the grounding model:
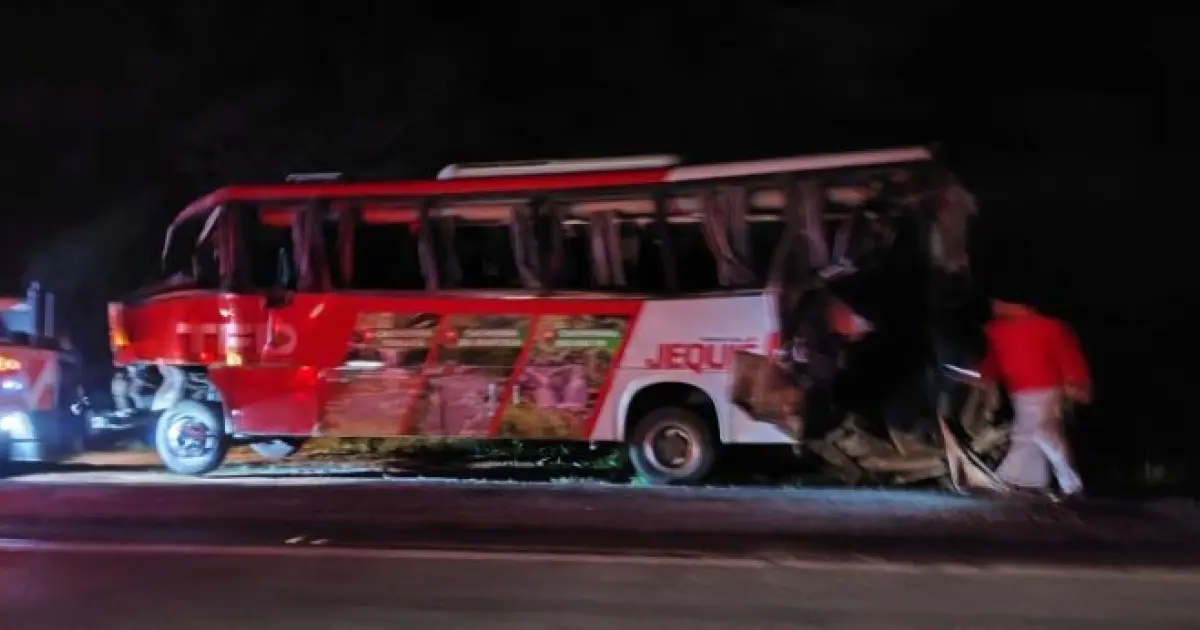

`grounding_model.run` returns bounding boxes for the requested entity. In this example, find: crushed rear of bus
[88,146,1009,489]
